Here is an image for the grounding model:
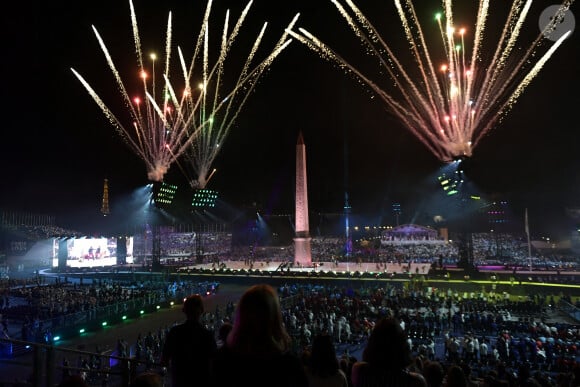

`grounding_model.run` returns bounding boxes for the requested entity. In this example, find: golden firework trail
[289,0,574,162]
[72,0,298,185]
